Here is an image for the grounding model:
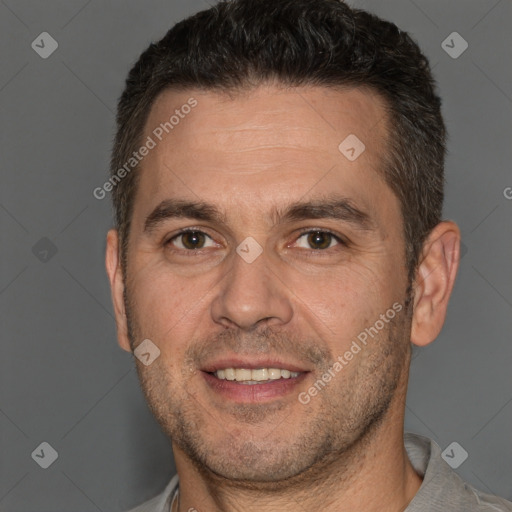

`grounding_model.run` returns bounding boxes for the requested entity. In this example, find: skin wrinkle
[106,84,460,512]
